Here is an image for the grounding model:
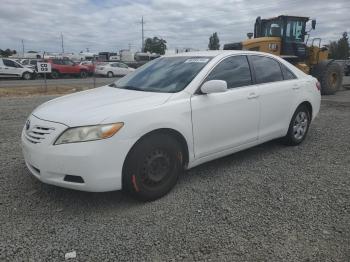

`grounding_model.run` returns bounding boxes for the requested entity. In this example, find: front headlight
[54,122,124,145]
